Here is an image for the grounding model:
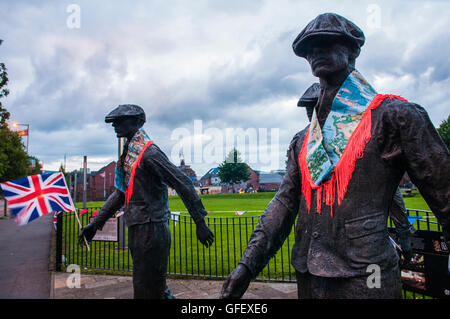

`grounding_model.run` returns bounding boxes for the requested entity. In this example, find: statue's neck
[126,129,139,141]
[316,67,354,128]
[319,66,353,89]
